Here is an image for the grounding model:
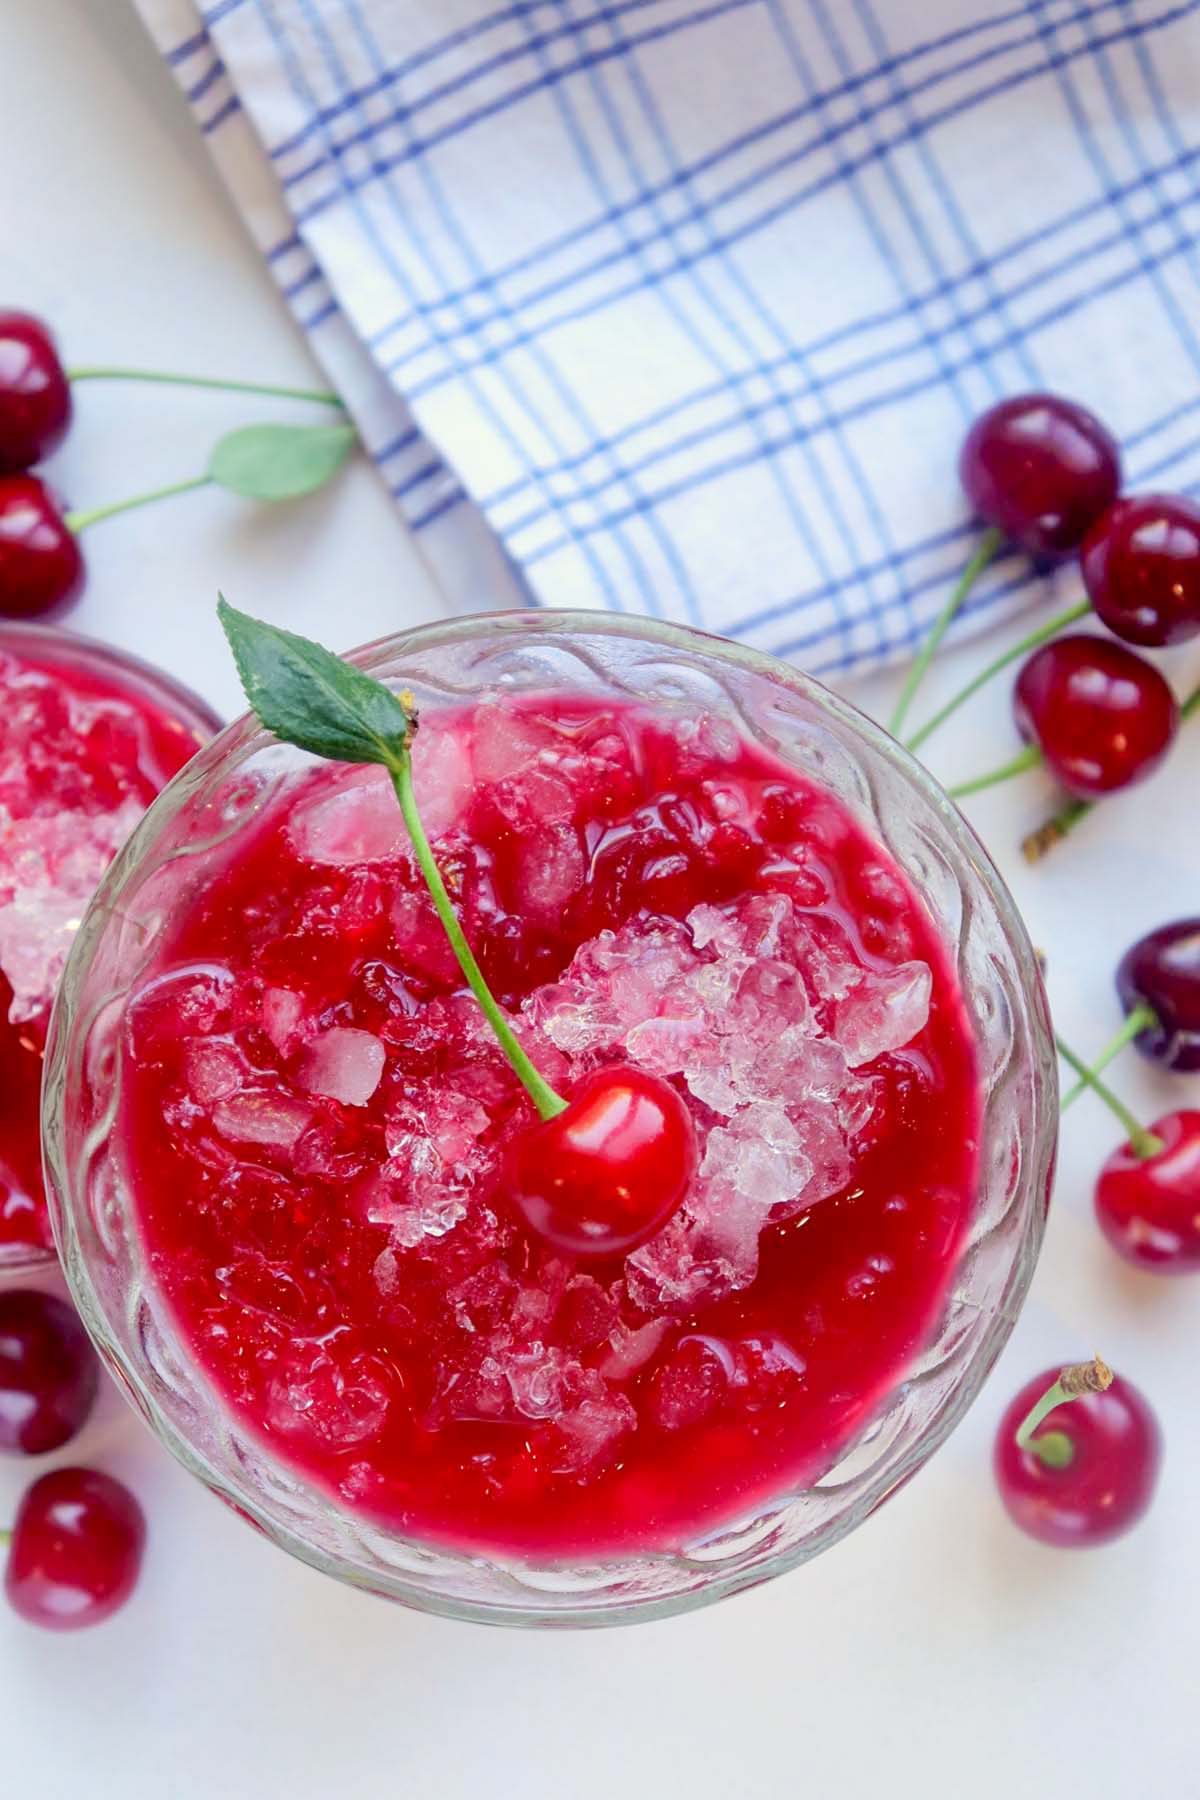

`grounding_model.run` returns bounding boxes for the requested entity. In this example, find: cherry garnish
[1013,635,1178,797]
[0,312,72,475]
[4,1467,145,1629]
[994,1363,1161,1547]
[1095,1109,1200,1274]
[0,475,84,616]
[1117,918,1200,1071]
[0,1290,100,1455]
[959,393,1120,560]
[503,1065,698,1258]
[1082,493,1200,647]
